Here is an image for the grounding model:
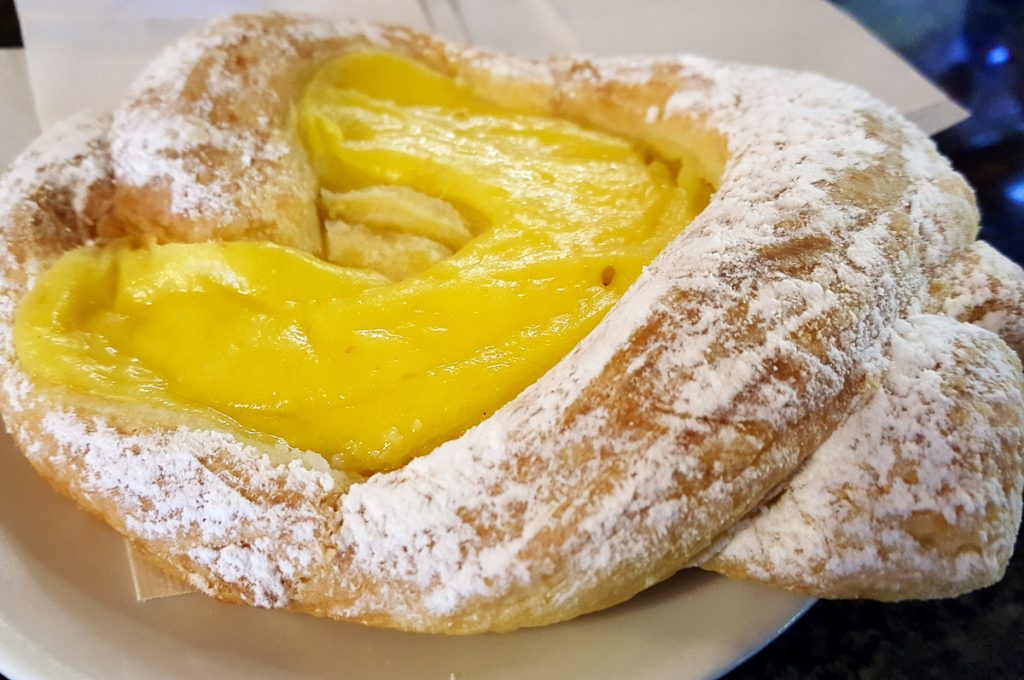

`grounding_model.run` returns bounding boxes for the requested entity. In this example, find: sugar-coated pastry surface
[699,313,1024,598]
[0,13,1021,633]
